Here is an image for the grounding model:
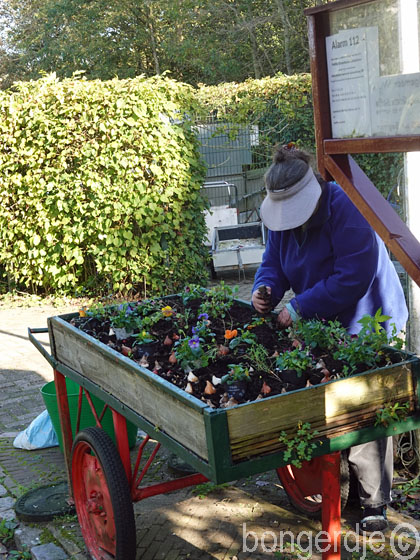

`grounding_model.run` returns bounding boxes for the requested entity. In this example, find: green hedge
[0,74,209,296]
